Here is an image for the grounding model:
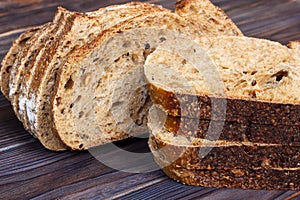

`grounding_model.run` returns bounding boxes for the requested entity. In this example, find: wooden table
[1,0,300,199]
